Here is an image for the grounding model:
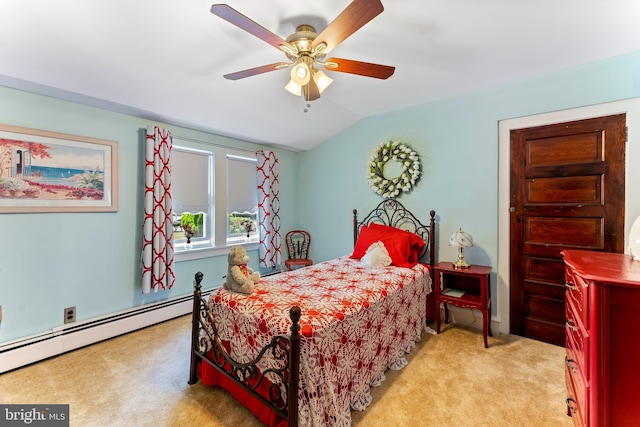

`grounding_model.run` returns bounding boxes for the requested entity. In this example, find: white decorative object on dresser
[629,215,640,261]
